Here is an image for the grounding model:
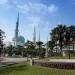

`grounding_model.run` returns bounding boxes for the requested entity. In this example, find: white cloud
[17,4,30,14]
[27,16,41,27]
[0,0,8,5]
[15,2,58,30]
[48,4,58,13]
[0,0,58,42]
[16,2,58,14]
[0,0,11,9]
[0,1,58,16]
